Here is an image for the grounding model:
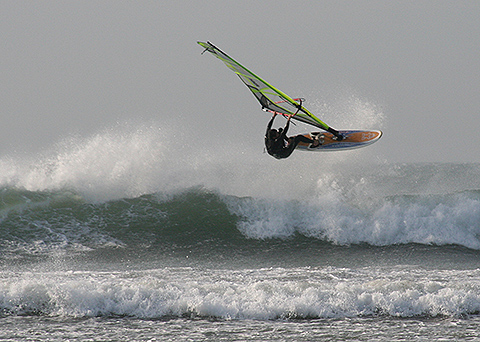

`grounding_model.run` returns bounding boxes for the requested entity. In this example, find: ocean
[1,125,480,341]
